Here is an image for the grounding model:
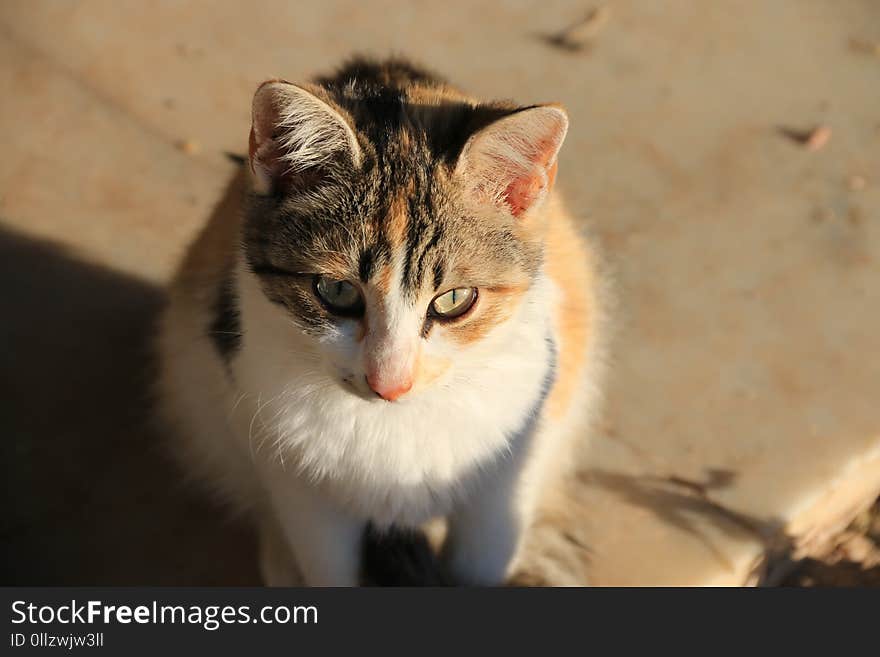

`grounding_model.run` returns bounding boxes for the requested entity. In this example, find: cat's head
[242,71,567,403]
